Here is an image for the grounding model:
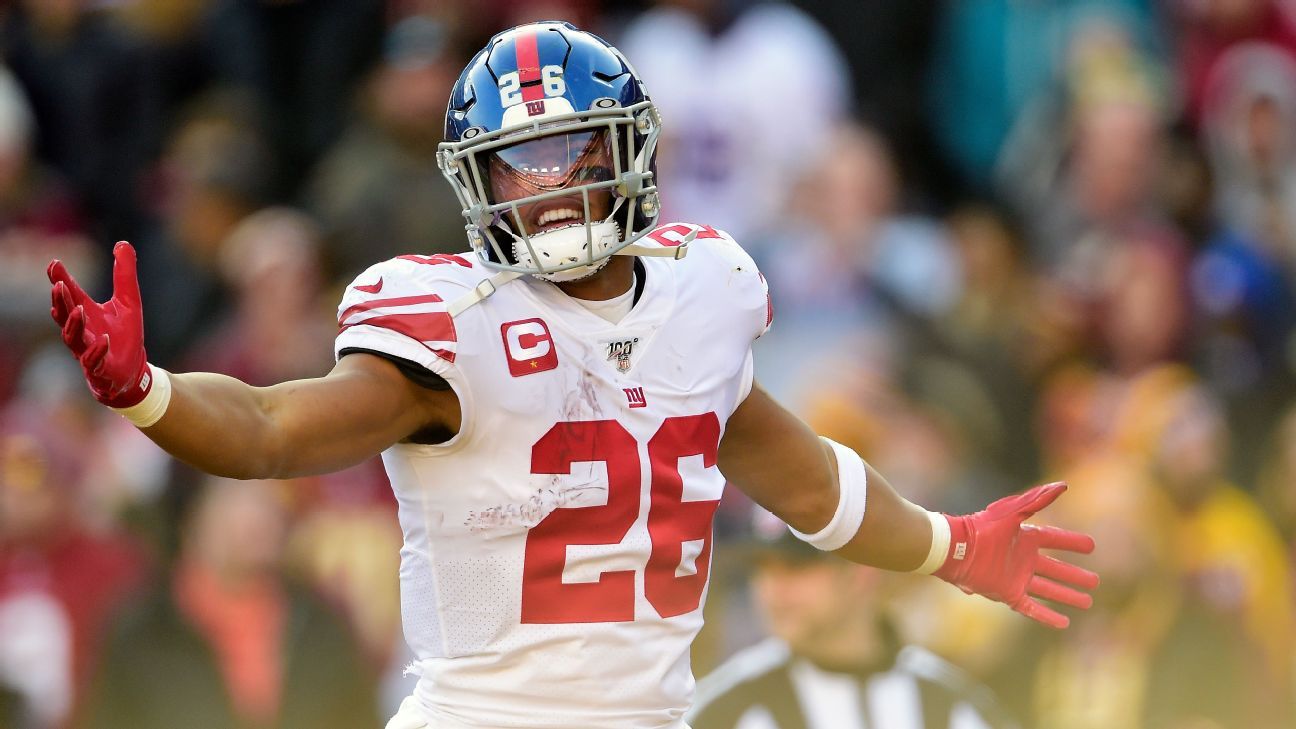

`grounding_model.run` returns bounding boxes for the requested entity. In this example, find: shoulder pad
[336,254,484,368]
[655,222,772,337]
